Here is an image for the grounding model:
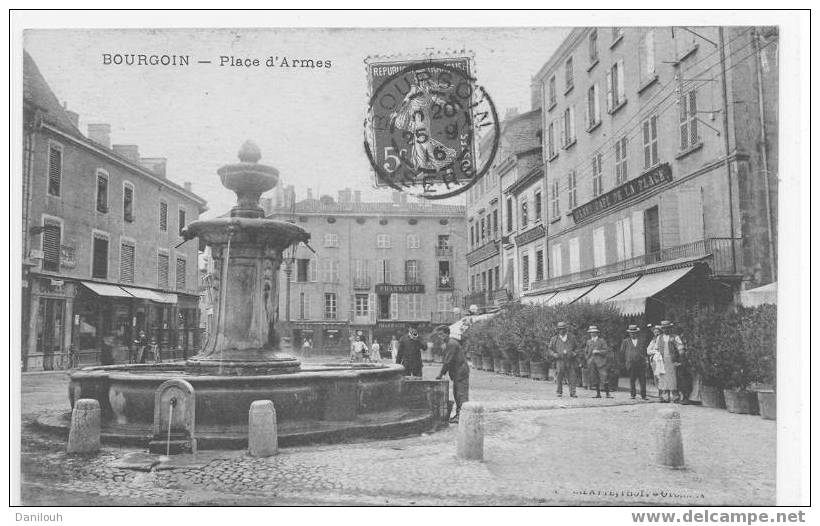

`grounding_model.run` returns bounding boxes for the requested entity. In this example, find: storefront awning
[119,286,177,303]
[544,285,595,306]
[81,281,134,298]
[605,266,695,315]
[739,282,777,307]
[522,291,557,305]
[576,276,641,304]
